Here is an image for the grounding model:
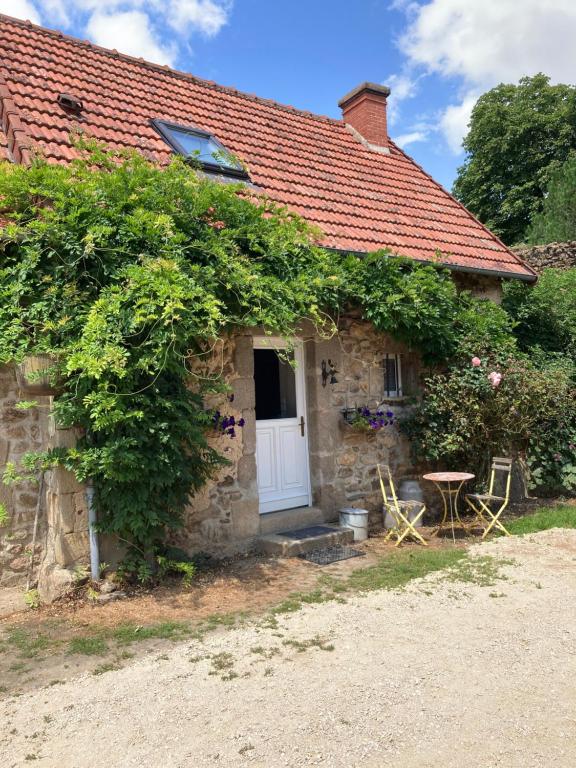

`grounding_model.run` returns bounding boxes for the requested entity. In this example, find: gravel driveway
[2,529,576,767]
